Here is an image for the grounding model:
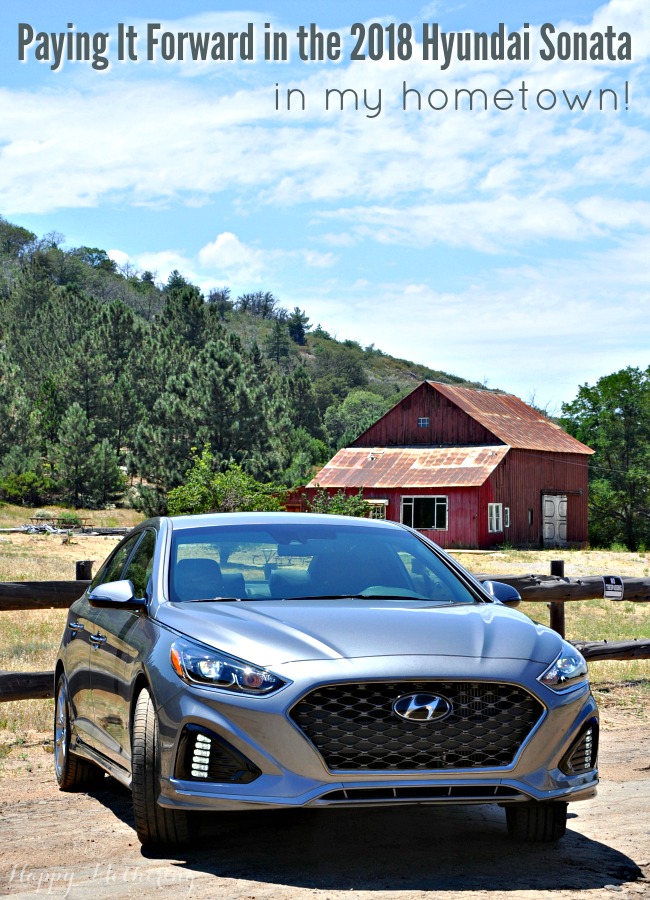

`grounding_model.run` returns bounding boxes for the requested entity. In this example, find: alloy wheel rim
[54,681,67,779]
